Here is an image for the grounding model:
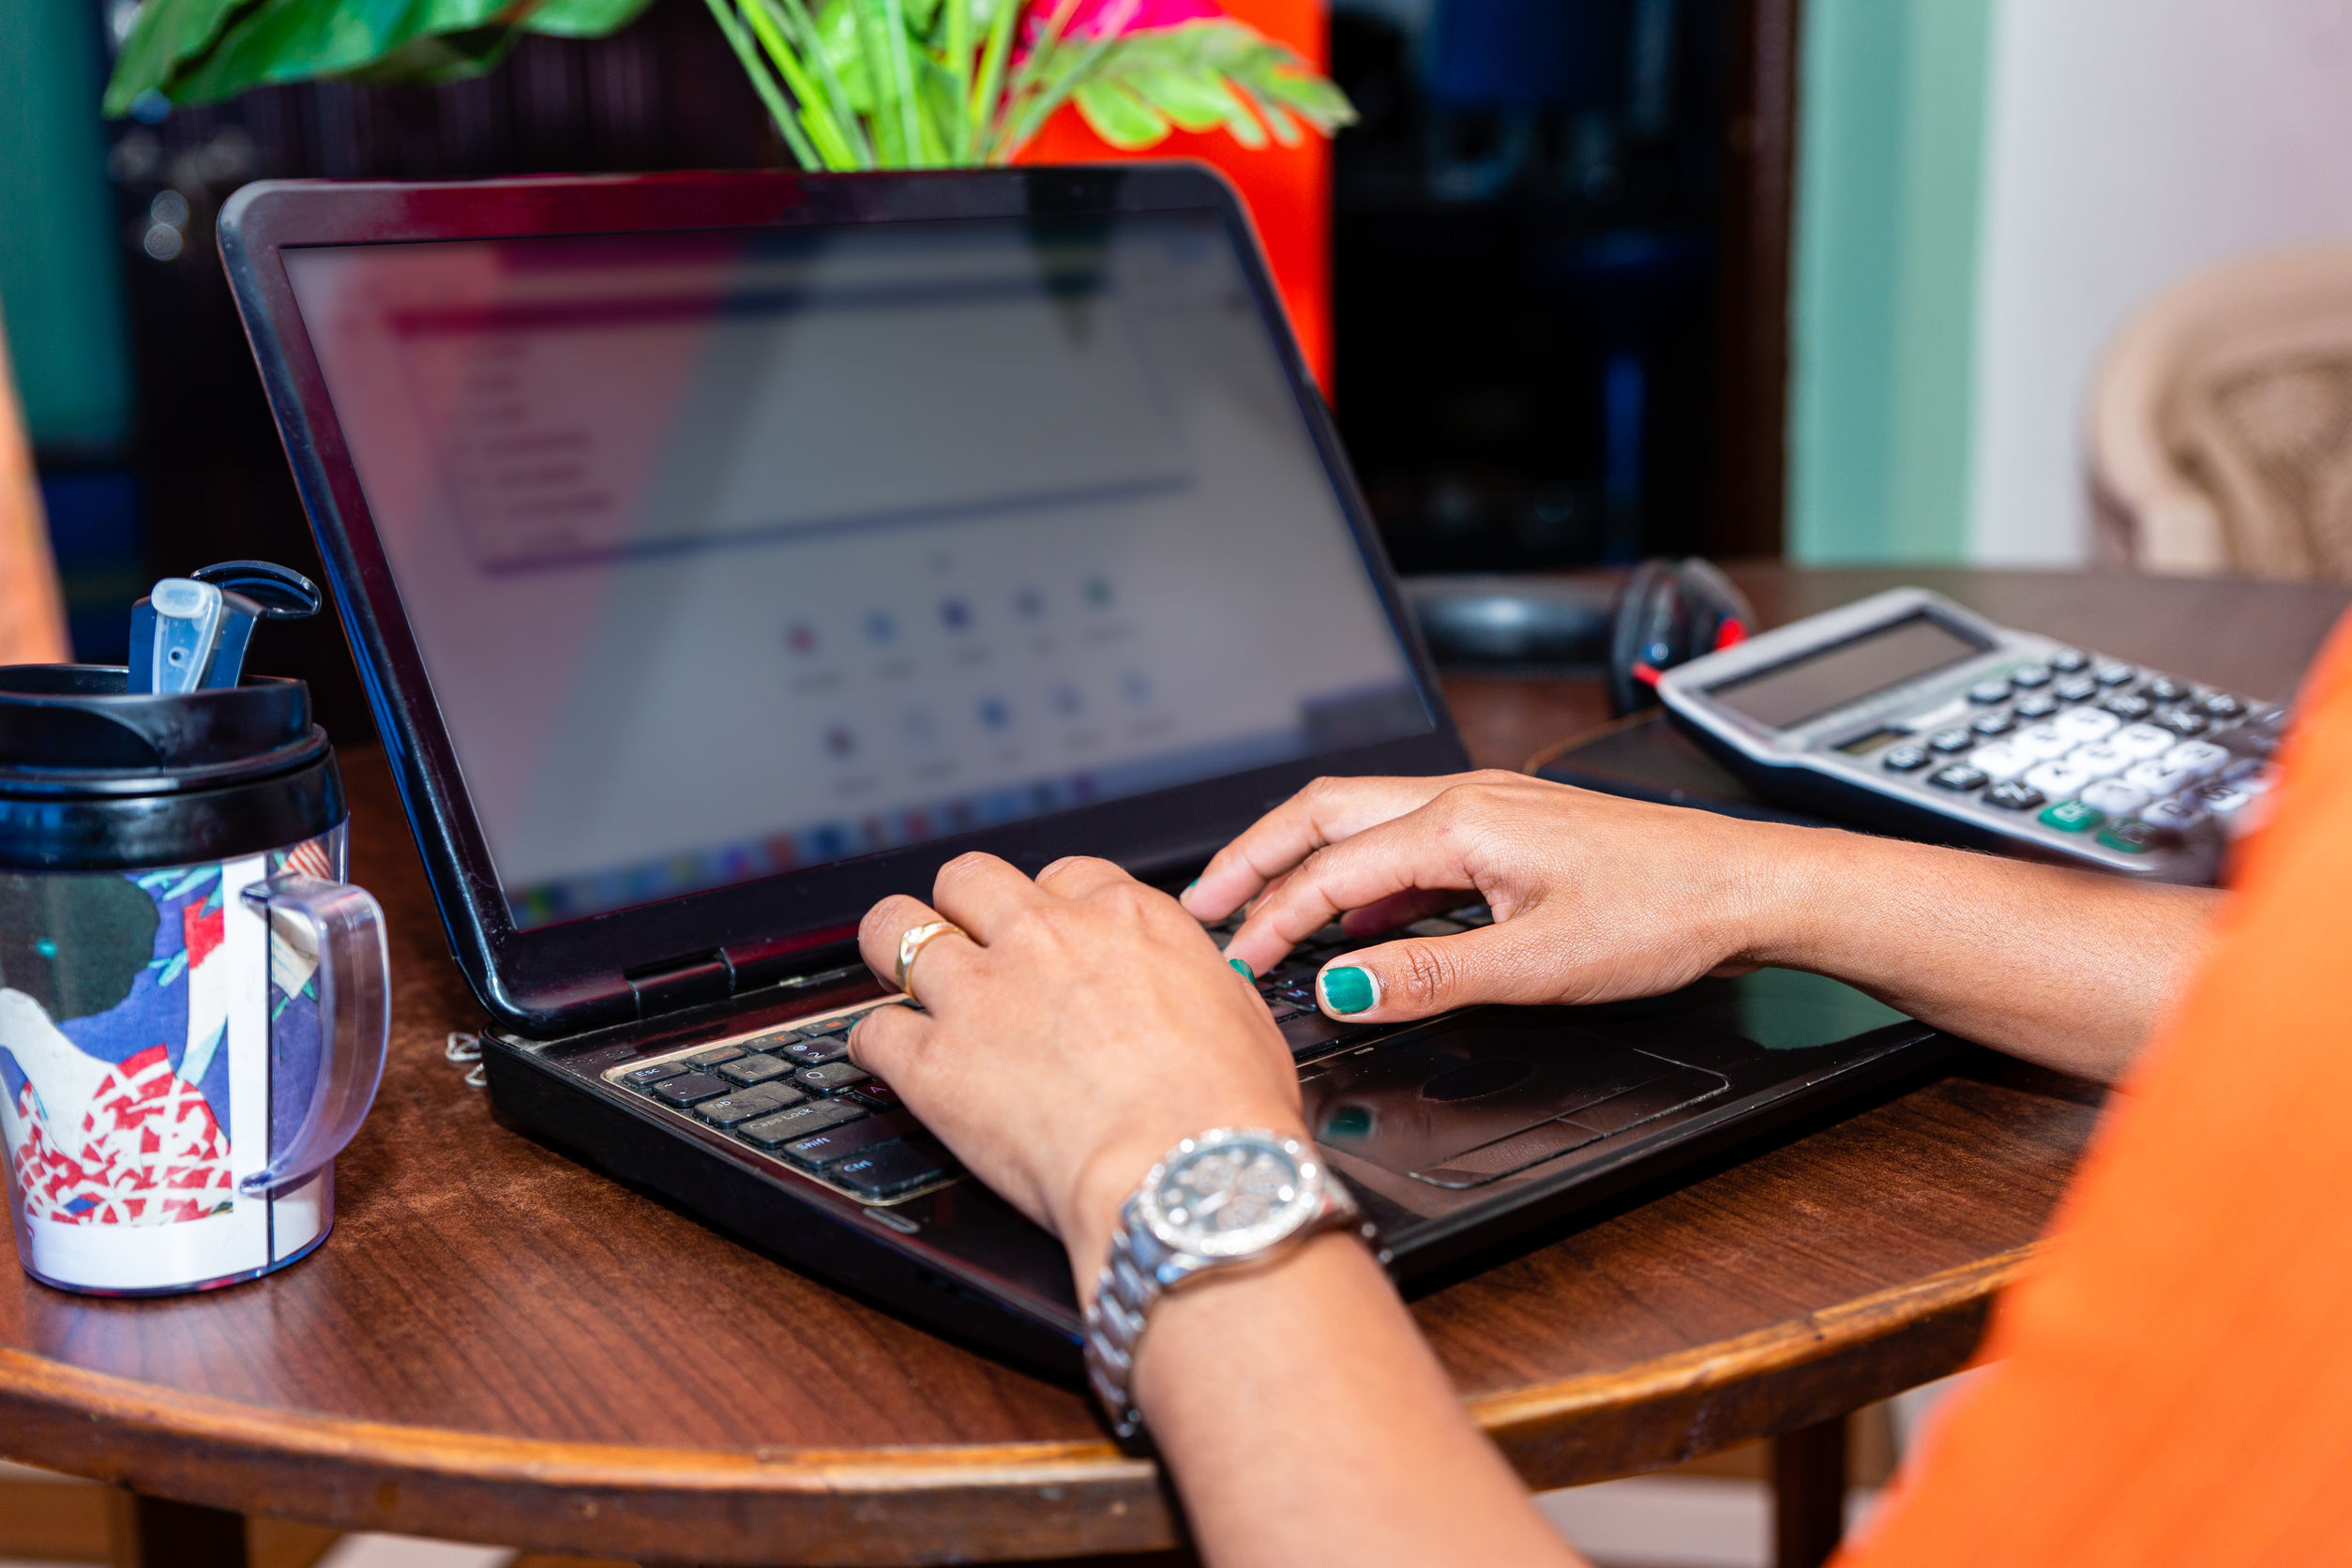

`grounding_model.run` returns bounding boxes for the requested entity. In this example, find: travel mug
[0,663,388,1294]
